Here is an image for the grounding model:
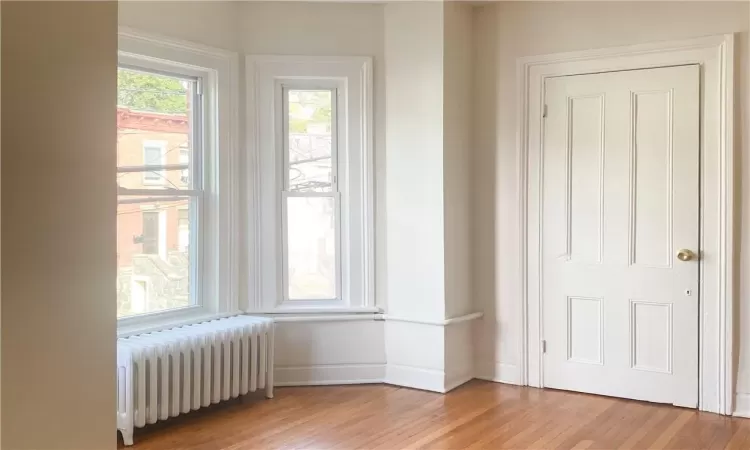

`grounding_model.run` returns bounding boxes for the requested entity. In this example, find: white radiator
[116,315,275,446]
